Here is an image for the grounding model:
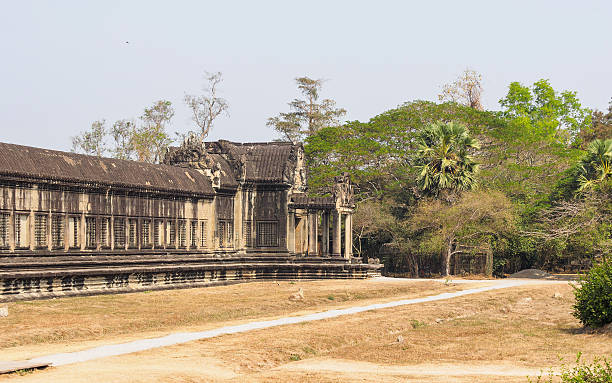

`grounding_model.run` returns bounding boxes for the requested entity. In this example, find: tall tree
[499,79,592,146]
[415,122,480,197]
[267,76,346,143]
[71,120,107,157]
[110,119,136,160]
[133,100,175,163]
[184,71,229,140]
[408,190,515,276]
[438,69,484,110]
